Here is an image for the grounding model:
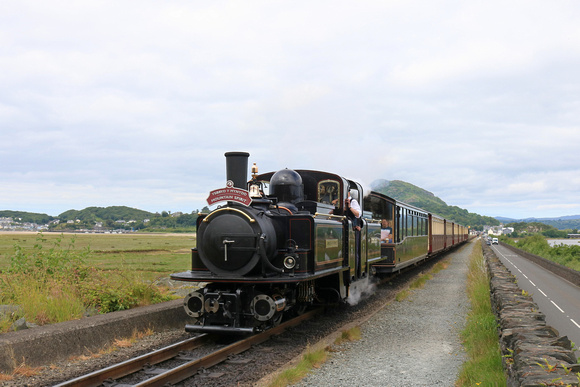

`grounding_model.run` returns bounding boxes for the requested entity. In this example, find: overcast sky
[1,1,580,220]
